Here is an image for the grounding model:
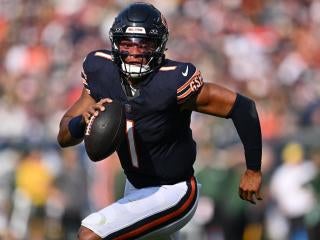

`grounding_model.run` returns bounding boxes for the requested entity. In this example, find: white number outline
[126,120,139,168]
